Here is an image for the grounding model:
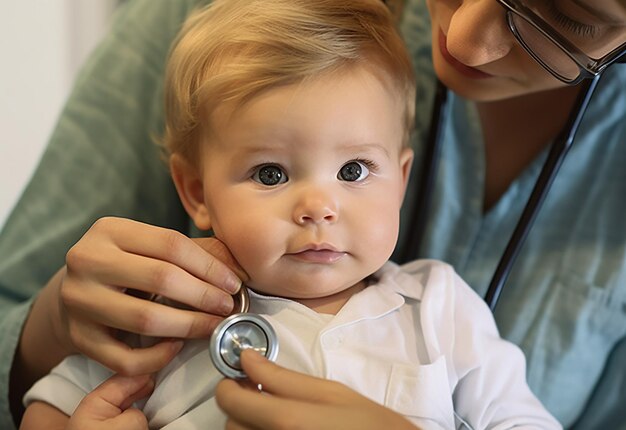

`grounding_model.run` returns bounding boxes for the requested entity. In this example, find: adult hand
[215,350,418,430]
[67,374,154,430]
[20,217,247,384]
[58,217,247,374]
